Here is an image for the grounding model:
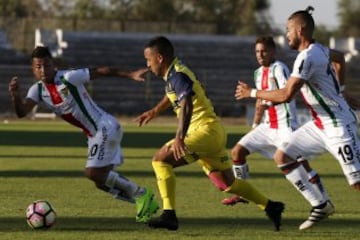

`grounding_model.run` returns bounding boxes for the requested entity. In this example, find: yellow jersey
[163,58,218,127]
